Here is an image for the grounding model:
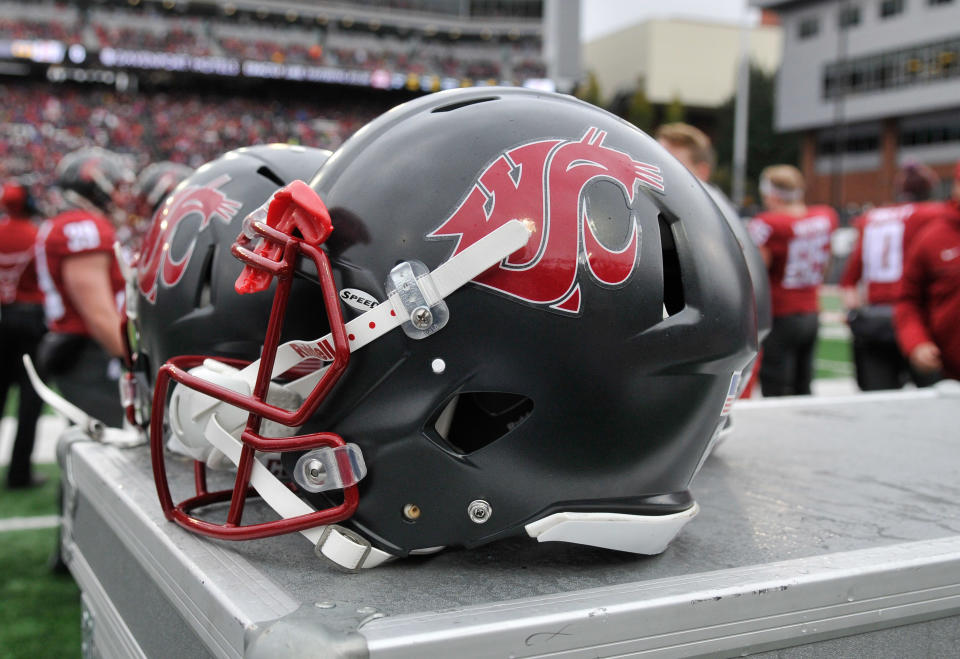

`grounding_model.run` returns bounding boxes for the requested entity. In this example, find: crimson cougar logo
[137,174,242,303]
[428,127,663,314]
